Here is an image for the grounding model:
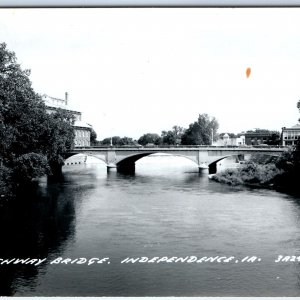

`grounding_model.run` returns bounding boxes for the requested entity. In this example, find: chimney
[65,92,68,105]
